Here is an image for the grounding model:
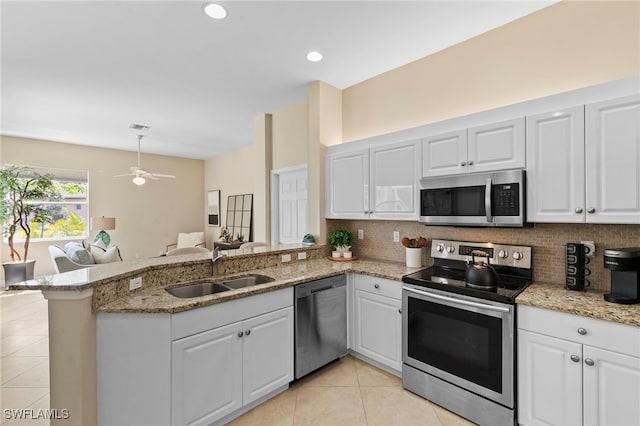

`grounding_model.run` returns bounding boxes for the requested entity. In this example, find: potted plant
[0,165,58,284]
[328,229,354,258]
